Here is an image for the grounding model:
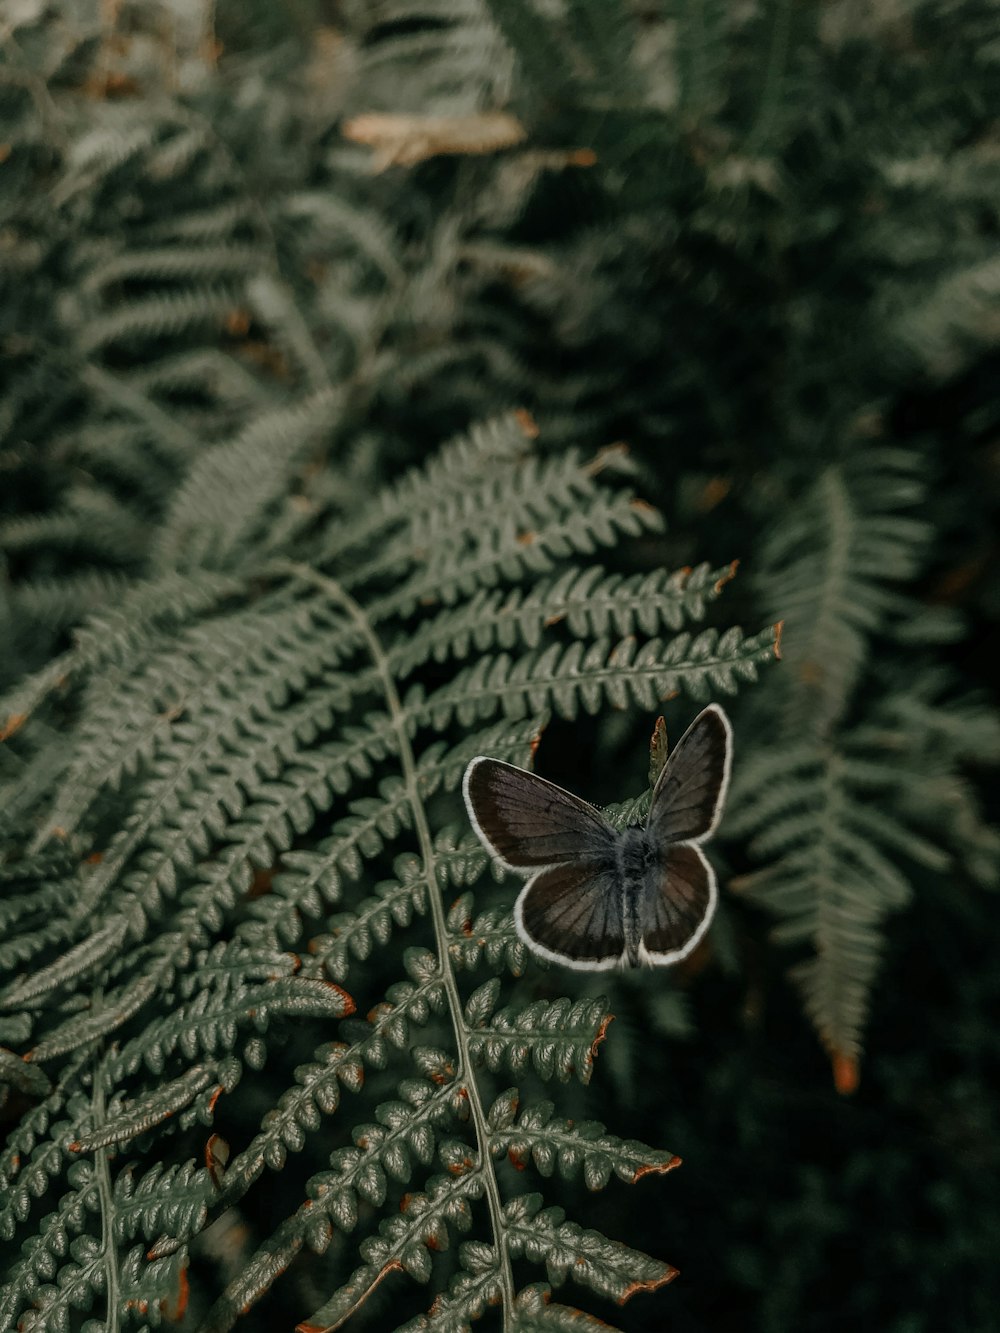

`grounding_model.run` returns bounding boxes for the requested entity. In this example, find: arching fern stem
[279,560,519,1329]
[92,1042,122,1333]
